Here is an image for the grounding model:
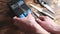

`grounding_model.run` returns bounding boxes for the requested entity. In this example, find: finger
[36,18,46,25]
[36,18,45,26]
[38,16,46,21]
[36,18,42,23]
[13,16,25,23]
[13,16,22,20]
